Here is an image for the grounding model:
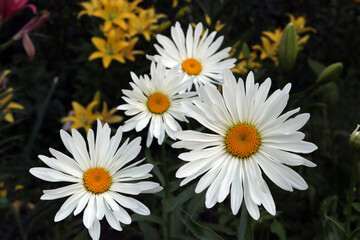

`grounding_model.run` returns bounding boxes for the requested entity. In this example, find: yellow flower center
[105,44,115,56]
[83,168,112,194]
[147,93,170,114]
[182,58,202,75]
[106,9,119,21]
[225,123,261,159]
